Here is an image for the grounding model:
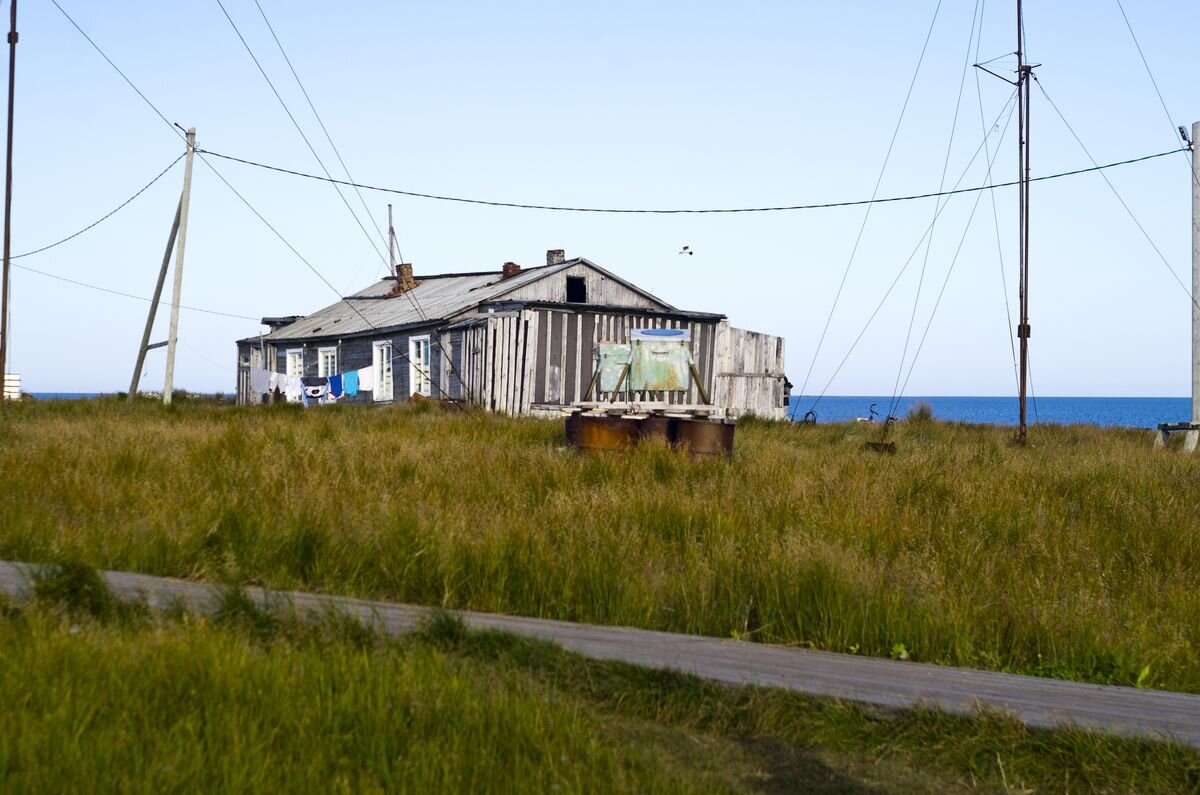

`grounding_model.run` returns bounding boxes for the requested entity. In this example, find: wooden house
[235,250,789,418]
